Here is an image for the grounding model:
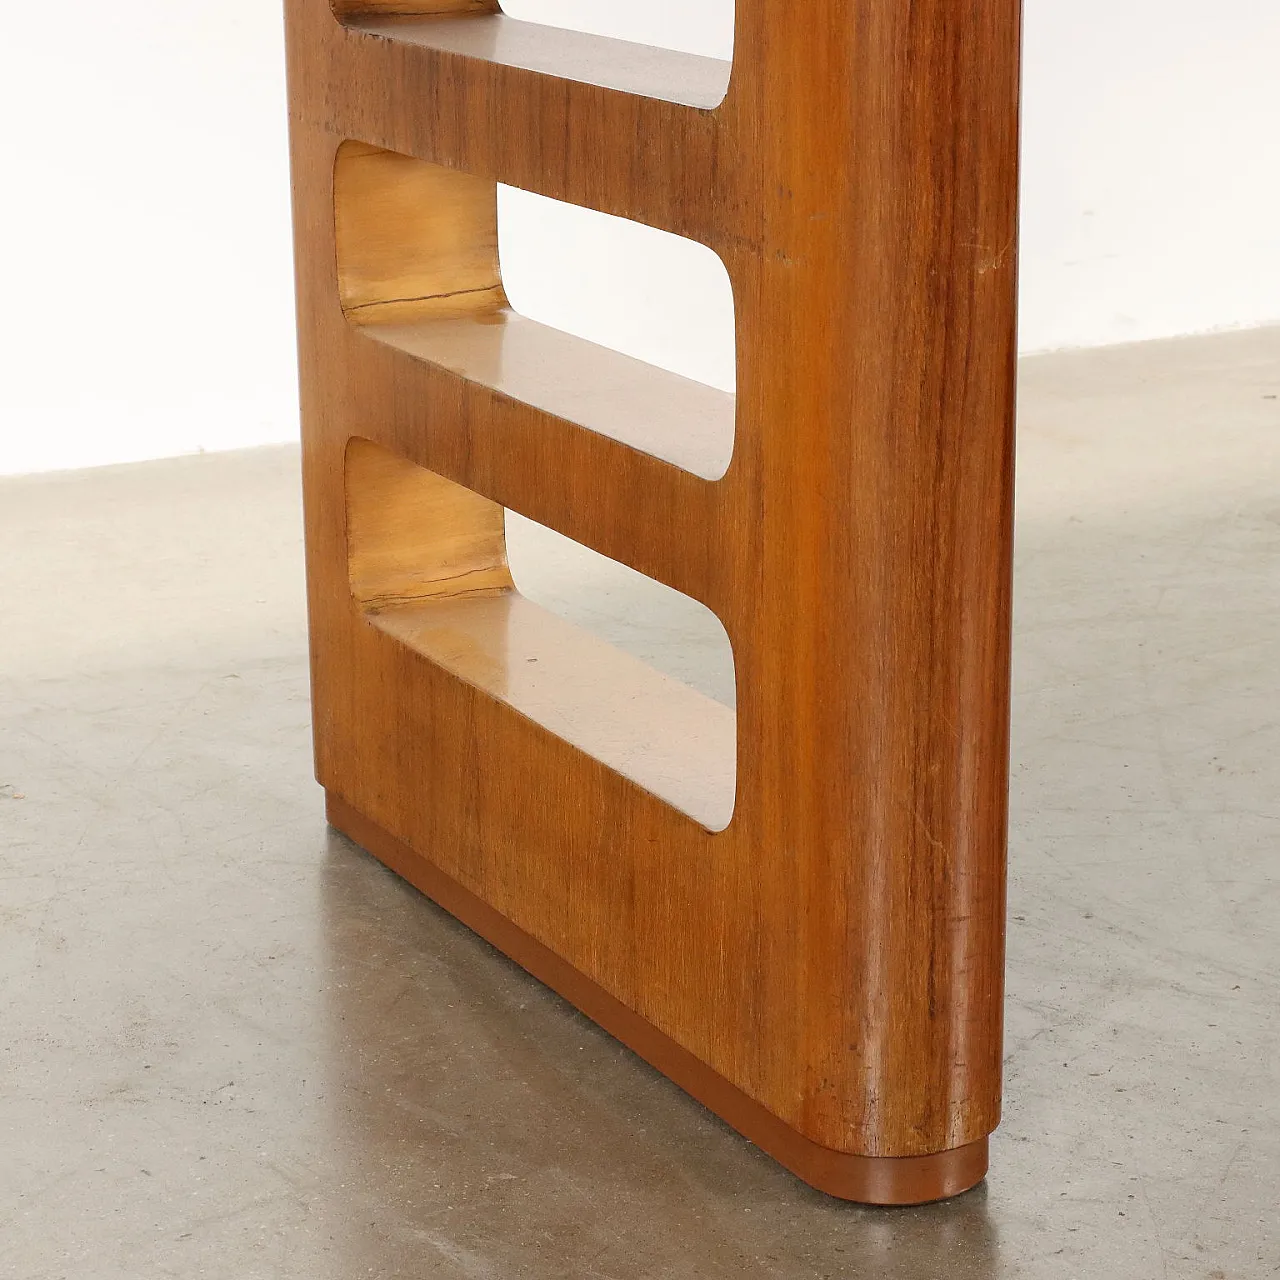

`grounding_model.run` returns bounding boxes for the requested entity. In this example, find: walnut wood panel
[289,5,725,241]
[285,0,1022,1205]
